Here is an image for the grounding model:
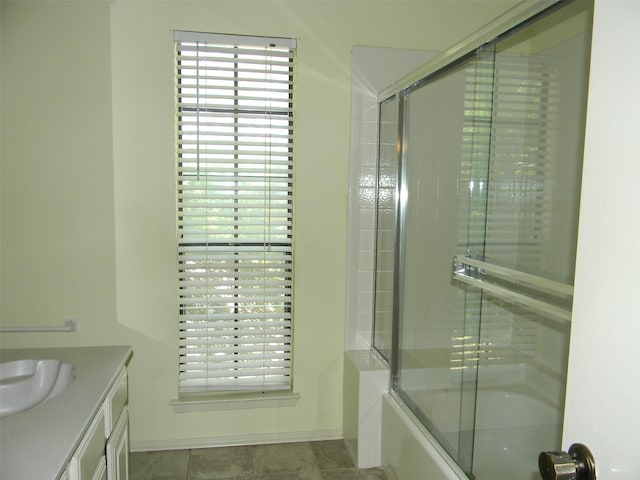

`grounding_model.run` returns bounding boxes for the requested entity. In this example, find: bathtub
[382,387,562,480]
